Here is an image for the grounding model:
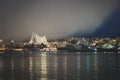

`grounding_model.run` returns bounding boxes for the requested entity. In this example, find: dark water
[0,52,120,80]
